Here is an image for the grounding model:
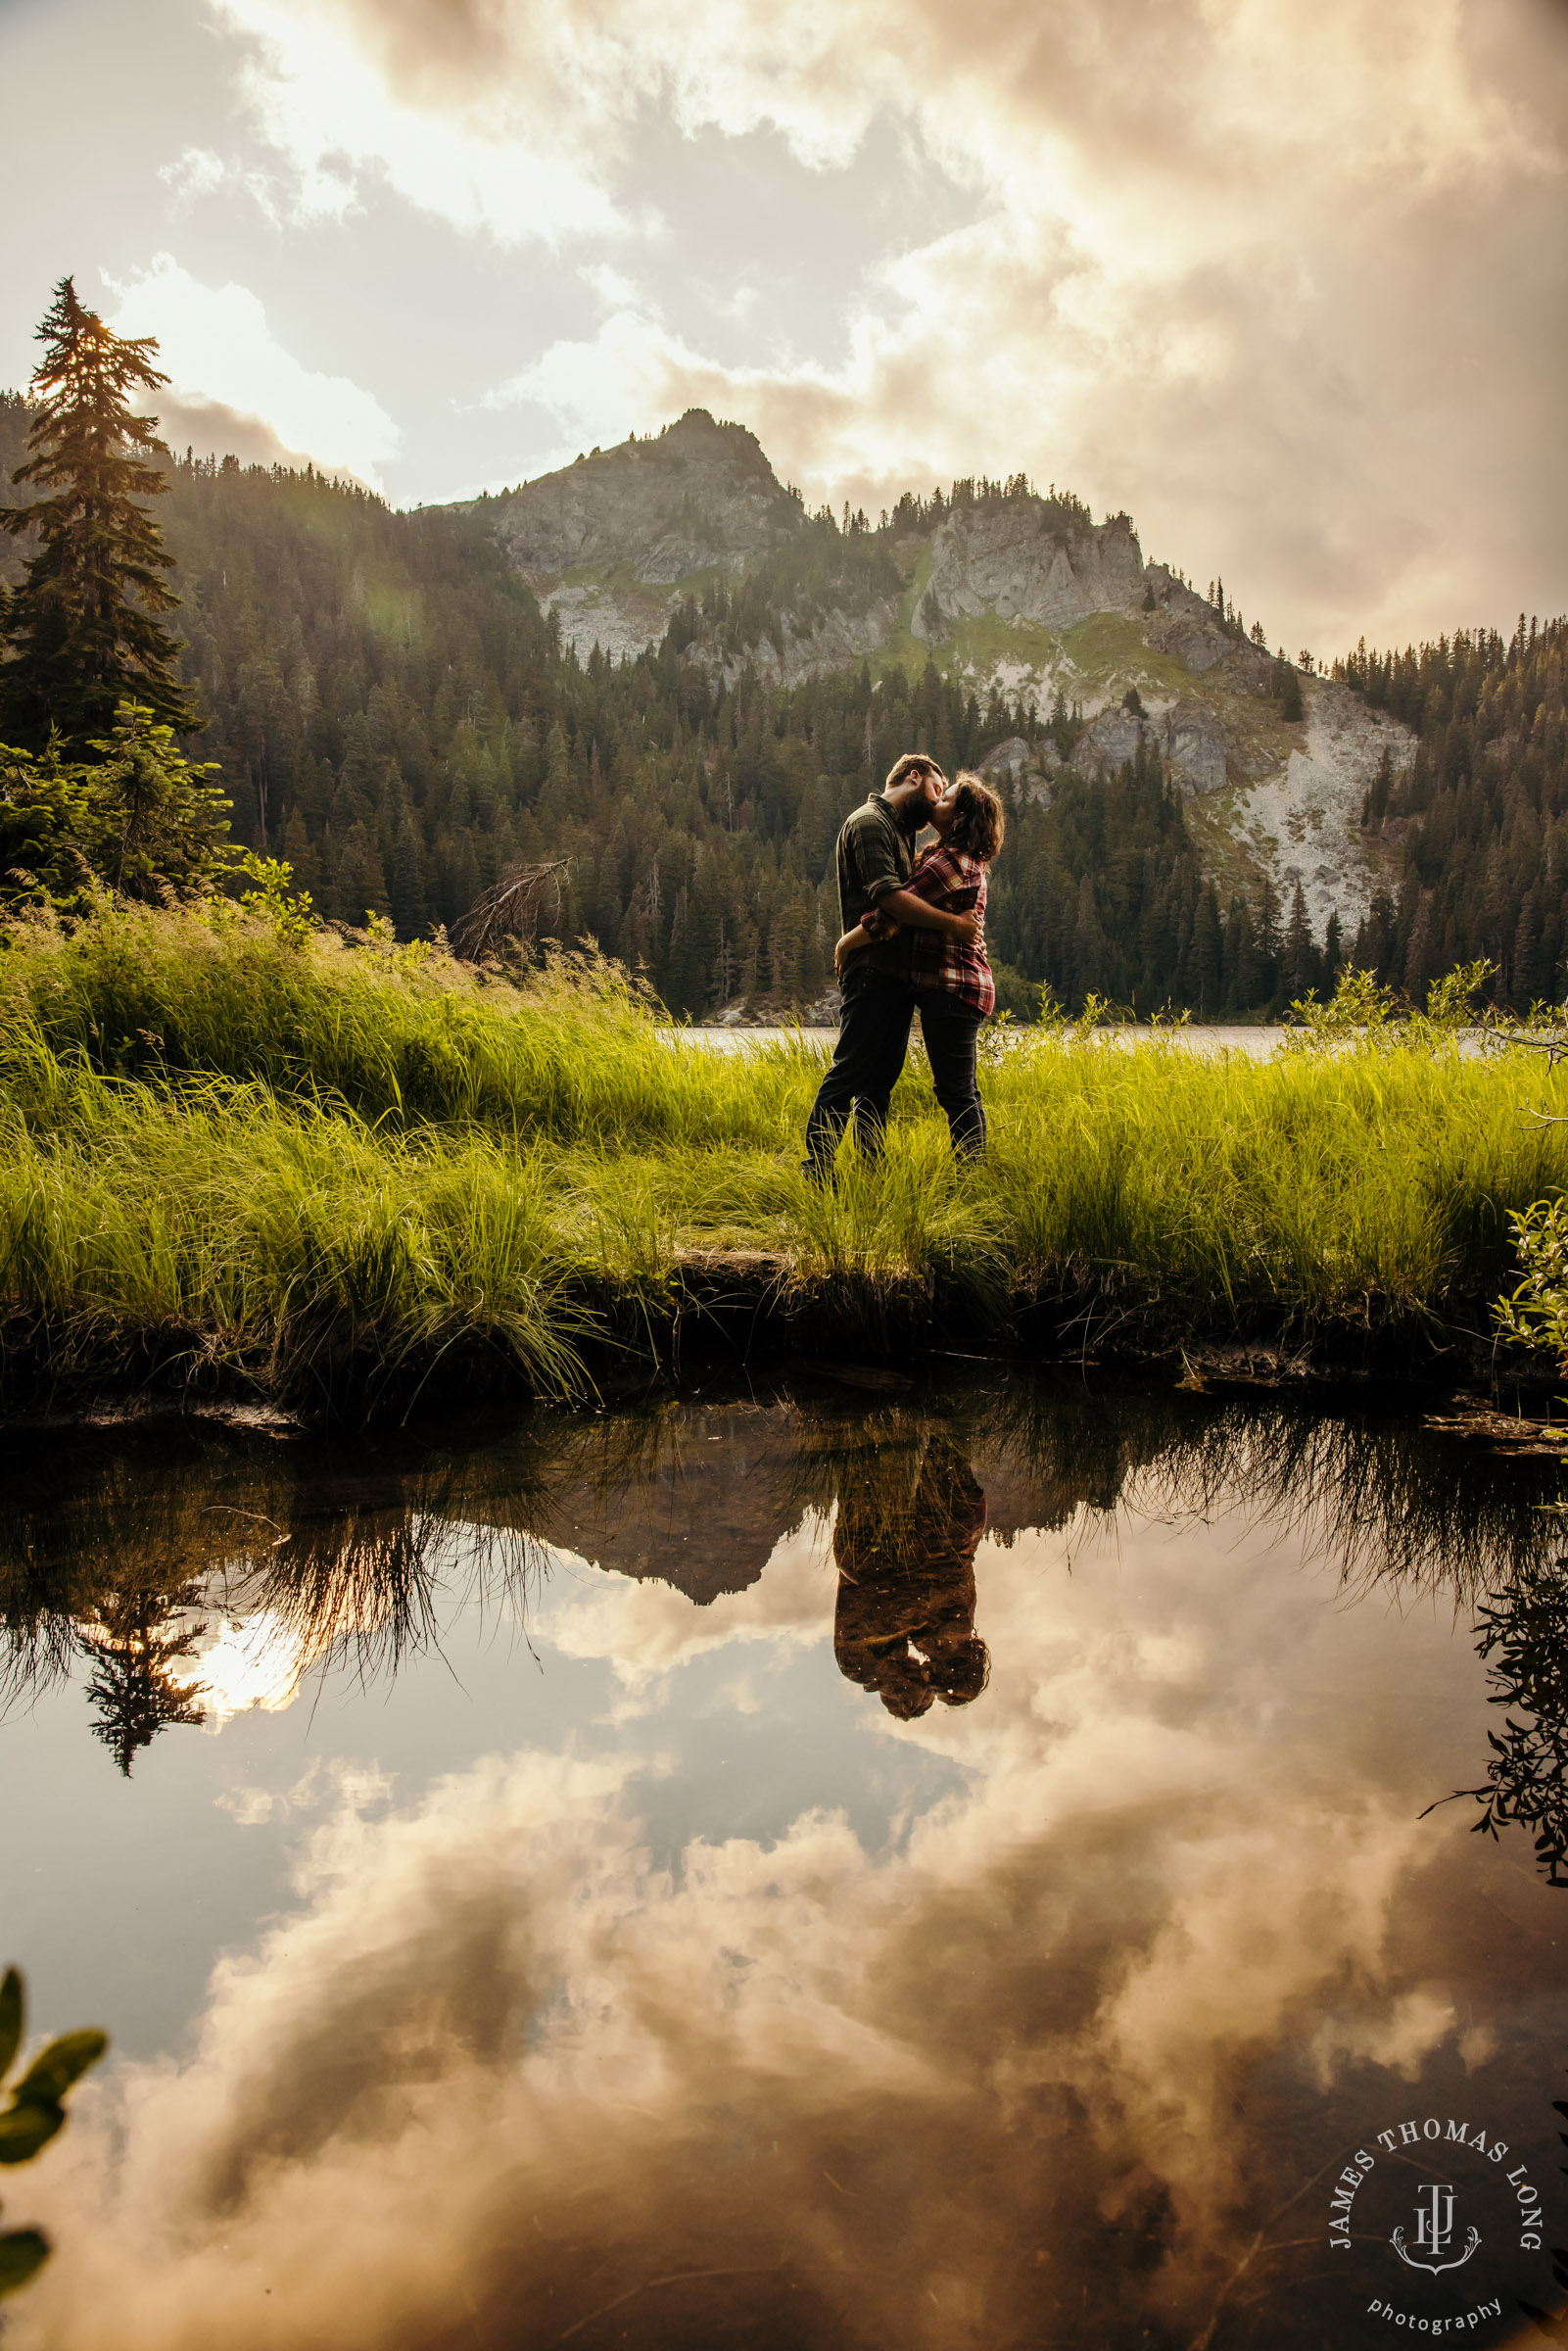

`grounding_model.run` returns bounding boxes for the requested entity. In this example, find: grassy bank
[3,912,1566,1421]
